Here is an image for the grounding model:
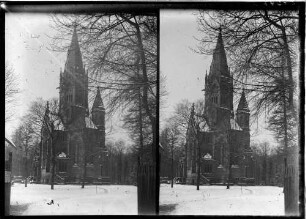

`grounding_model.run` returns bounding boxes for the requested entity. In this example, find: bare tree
[11,117,36,187]
[26,98,61,189]
[5,62,19,122]
[160,122,180,188]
